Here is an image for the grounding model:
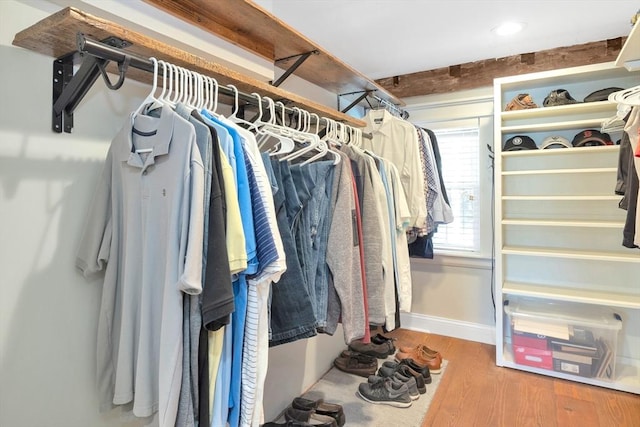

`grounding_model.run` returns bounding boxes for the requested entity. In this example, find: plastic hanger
[133,57,159,117]
[609,85,640,106]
